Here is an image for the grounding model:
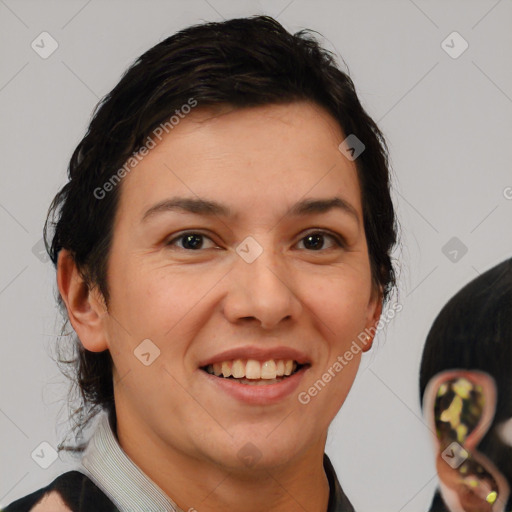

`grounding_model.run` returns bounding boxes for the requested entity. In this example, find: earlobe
[362,288,383,352]
[57,249,109,353]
